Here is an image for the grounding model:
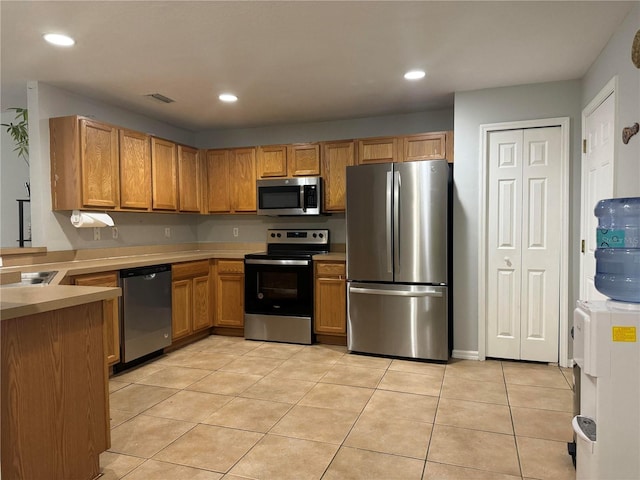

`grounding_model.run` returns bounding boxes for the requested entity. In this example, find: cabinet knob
[504,256,512,267]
